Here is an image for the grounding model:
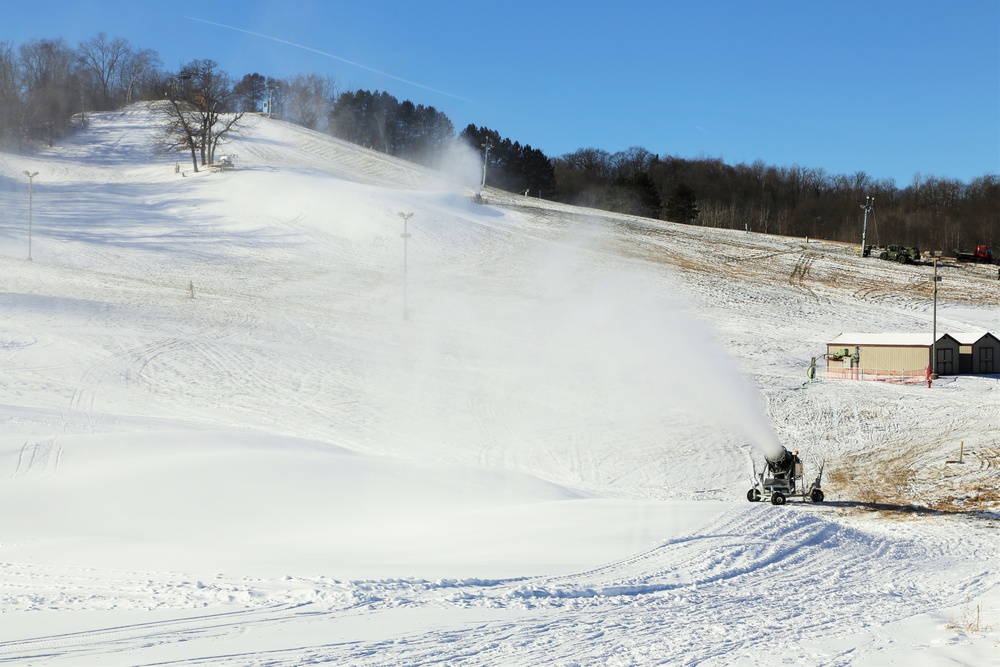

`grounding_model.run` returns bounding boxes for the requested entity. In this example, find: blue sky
[4,0,999,184]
